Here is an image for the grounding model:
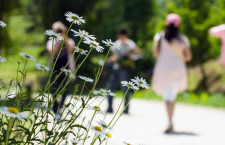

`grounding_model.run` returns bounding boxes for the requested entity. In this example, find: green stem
[112,91,137,128]
[5,118,14,145]
[82,111,96,145]
[51,20,75,72]
[108,88,130,126]
[48,37,83,89]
